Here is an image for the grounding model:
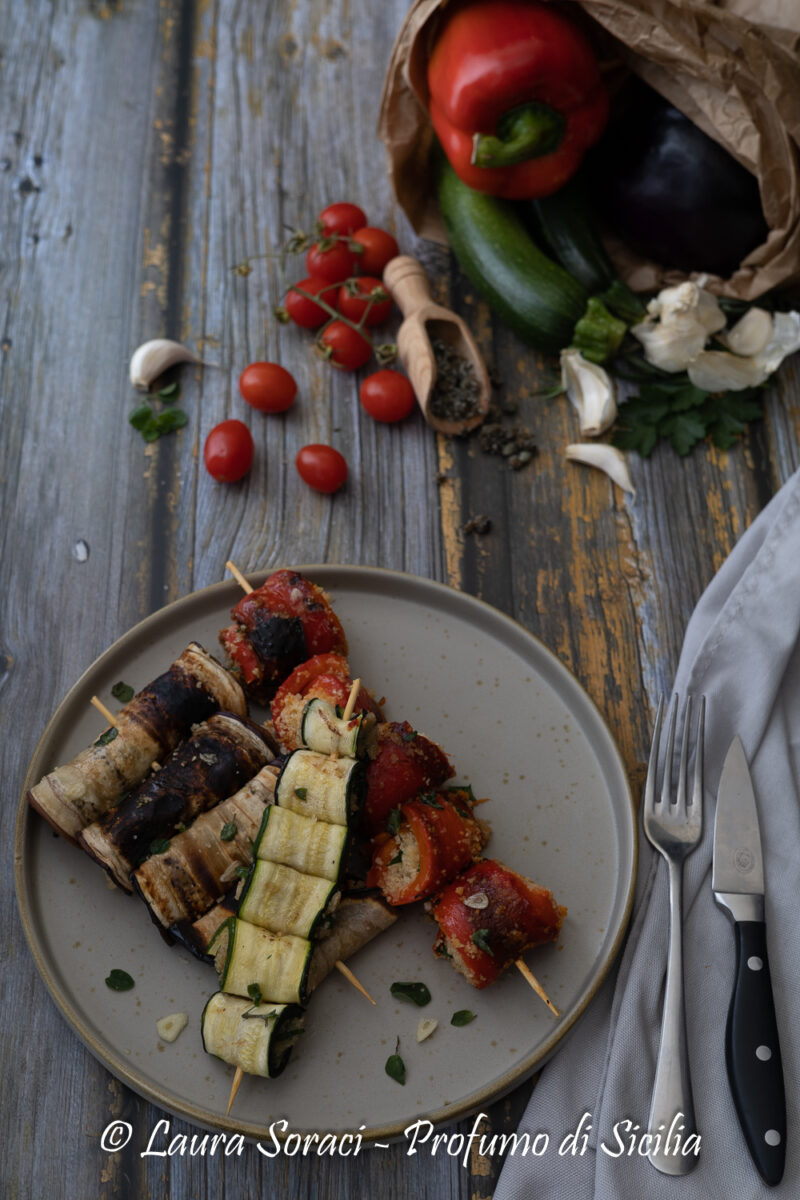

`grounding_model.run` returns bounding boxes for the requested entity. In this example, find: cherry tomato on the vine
[359,370,416,423]
[318,320,372,370]
[350,227,399,277]
[204,419,254,482]
[296,444,348,493]
[317,202,367,237]
[285,278,338,329]
[337,276,393,327]
[306,241,359,284]
[238,362,297,413]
